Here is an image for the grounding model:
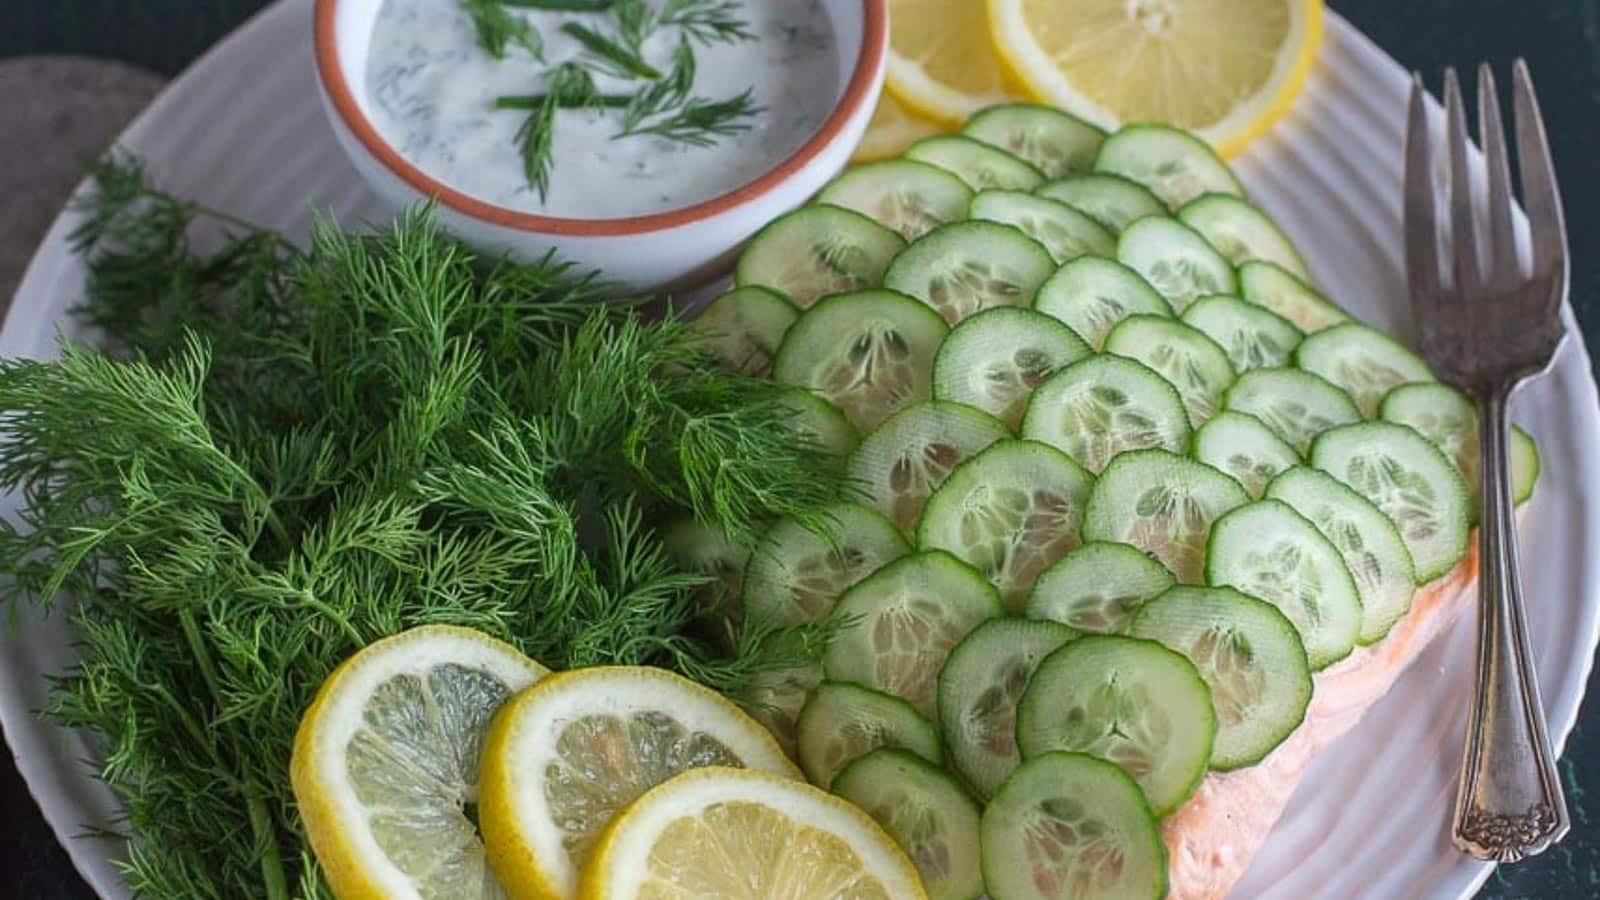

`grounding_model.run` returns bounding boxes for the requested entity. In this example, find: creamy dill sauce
[365,0,840,218]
